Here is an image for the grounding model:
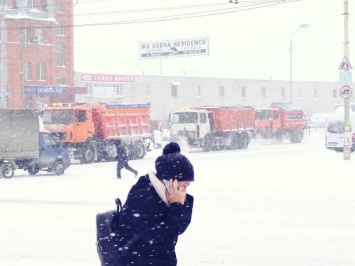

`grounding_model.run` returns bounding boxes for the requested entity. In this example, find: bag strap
[115,198,122,212]
[113,198,141,254]
[120,234,141,255]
